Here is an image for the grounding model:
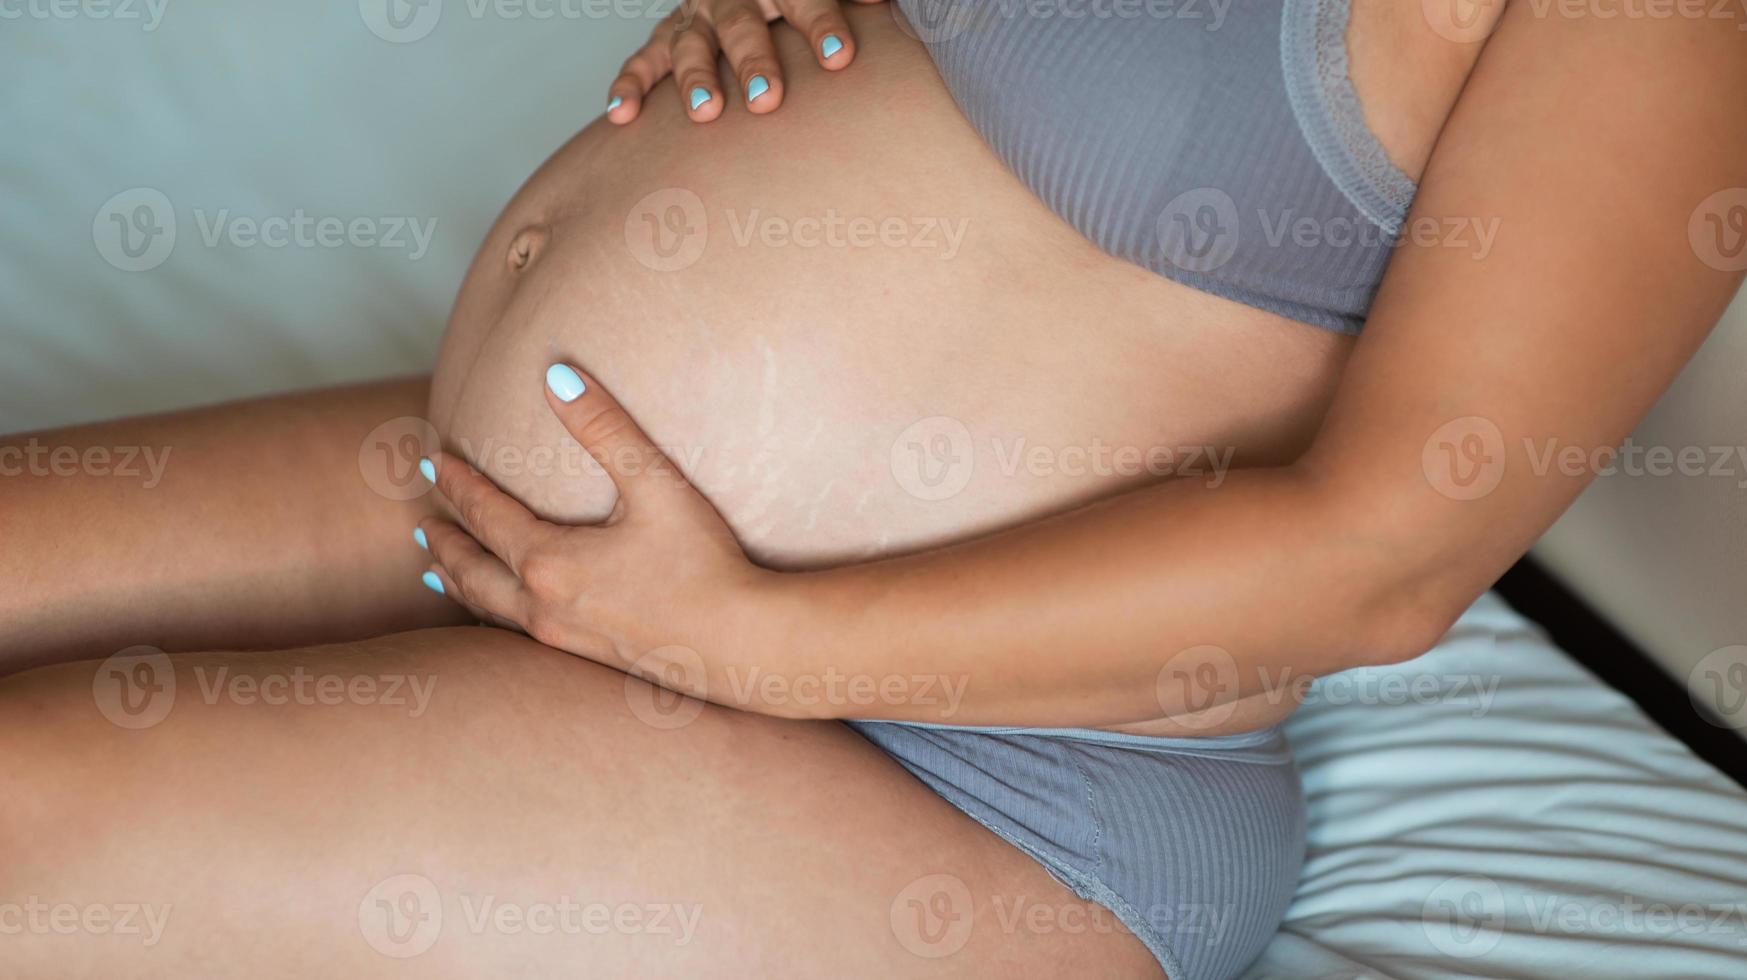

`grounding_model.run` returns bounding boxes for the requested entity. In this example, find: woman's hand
[605,0,883,124]
[415,363,781,701]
